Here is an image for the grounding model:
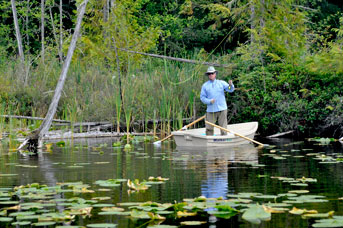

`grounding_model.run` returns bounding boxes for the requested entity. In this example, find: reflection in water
[175,144,258,199]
